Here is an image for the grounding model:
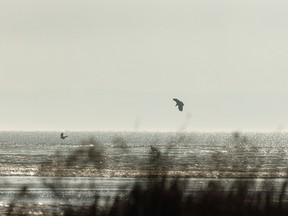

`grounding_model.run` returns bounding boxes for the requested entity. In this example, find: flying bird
[173,98,184,111]
[60,133,68,140]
